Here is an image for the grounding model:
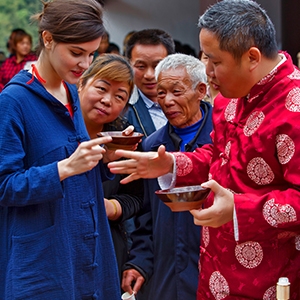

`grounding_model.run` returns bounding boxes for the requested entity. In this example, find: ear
[196,82,207,99]
[248,47,261,71]
[42,31,53,49]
